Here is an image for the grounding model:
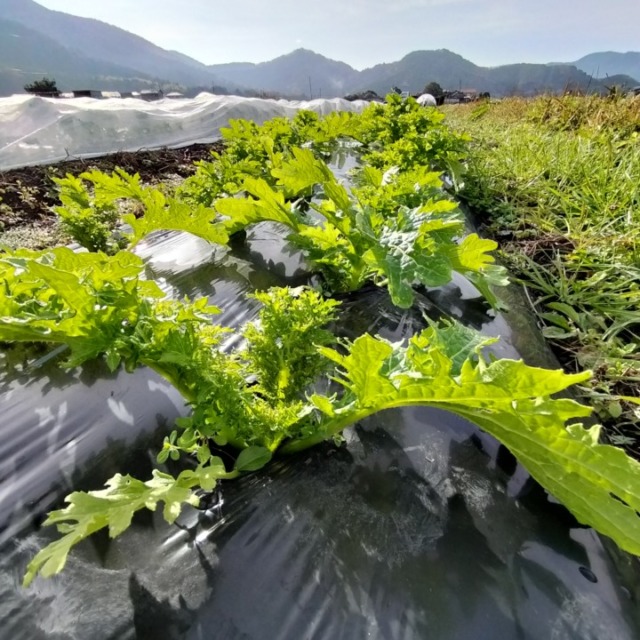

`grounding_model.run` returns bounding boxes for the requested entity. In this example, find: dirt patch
[0,142,225,236]
[510,234,576,264]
